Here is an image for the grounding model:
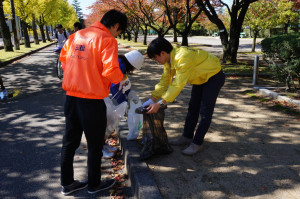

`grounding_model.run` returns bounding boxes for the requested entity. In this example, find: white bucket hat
[124,50,144,70]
